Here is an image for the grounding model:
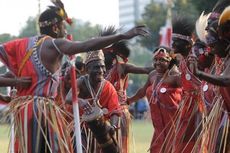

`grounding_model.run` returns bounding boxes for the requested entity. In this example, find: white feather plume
[195,12,210,44]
